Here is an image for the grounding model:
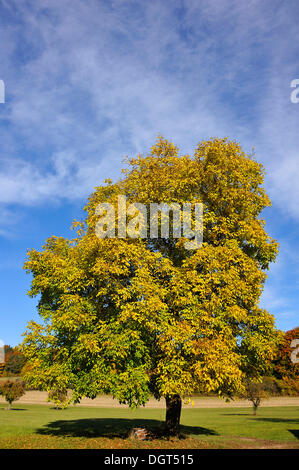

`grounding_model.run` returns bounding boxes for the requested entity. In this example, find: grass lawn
[0,404,298,449]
